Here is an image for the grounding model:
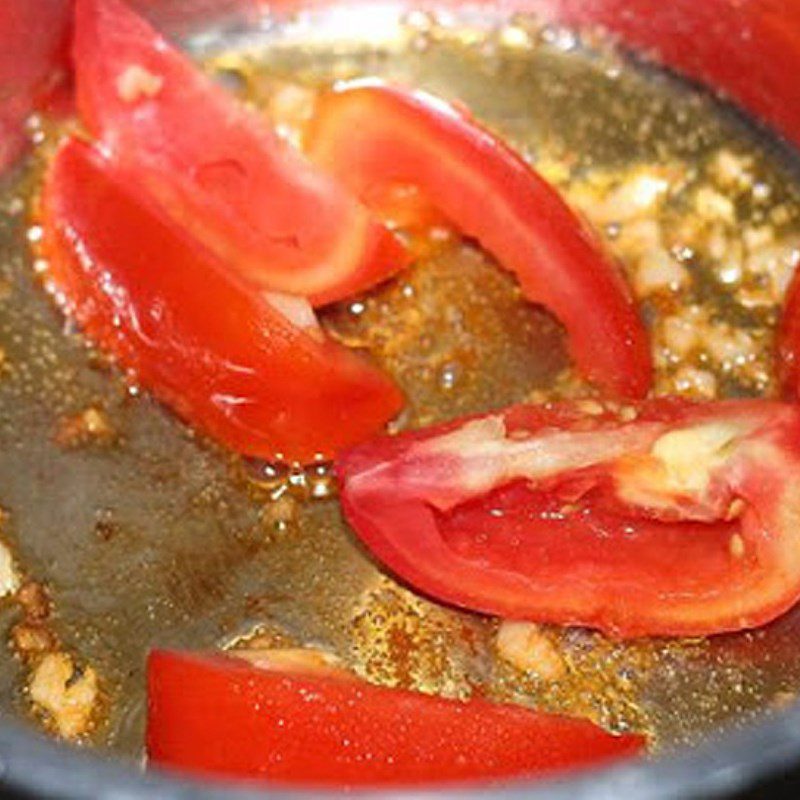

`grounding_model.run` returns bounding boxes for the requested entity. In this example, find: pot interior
[1,0,800,792]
